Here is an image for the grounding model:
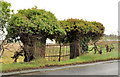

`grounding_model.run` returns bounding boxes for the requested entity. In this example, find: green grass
[1,43,119,73]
